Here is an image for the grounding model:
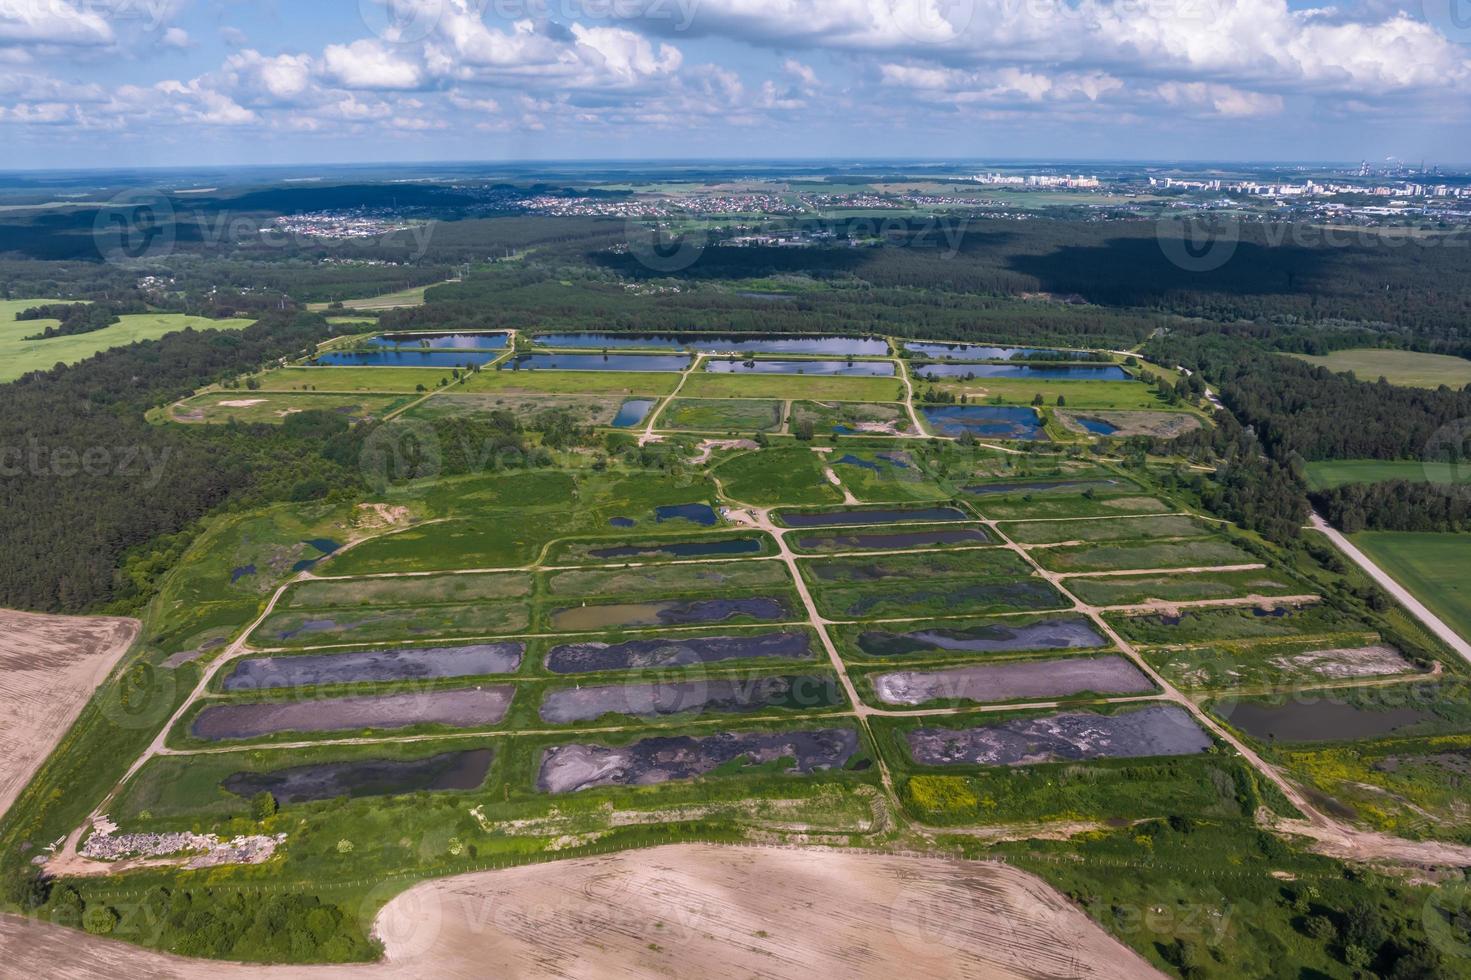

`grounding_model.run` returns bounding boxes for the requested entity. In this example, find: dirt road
[1310,512,1471,664]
